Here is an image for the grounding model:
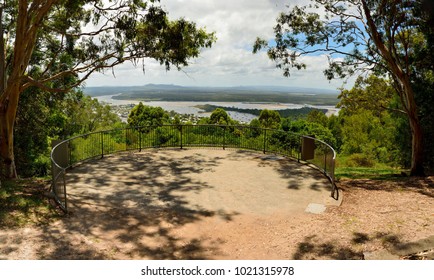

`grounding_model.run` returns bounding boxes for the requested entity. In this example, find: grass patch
[0,179,59,228]
[335,155,406,180]
[335,166,405,180]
